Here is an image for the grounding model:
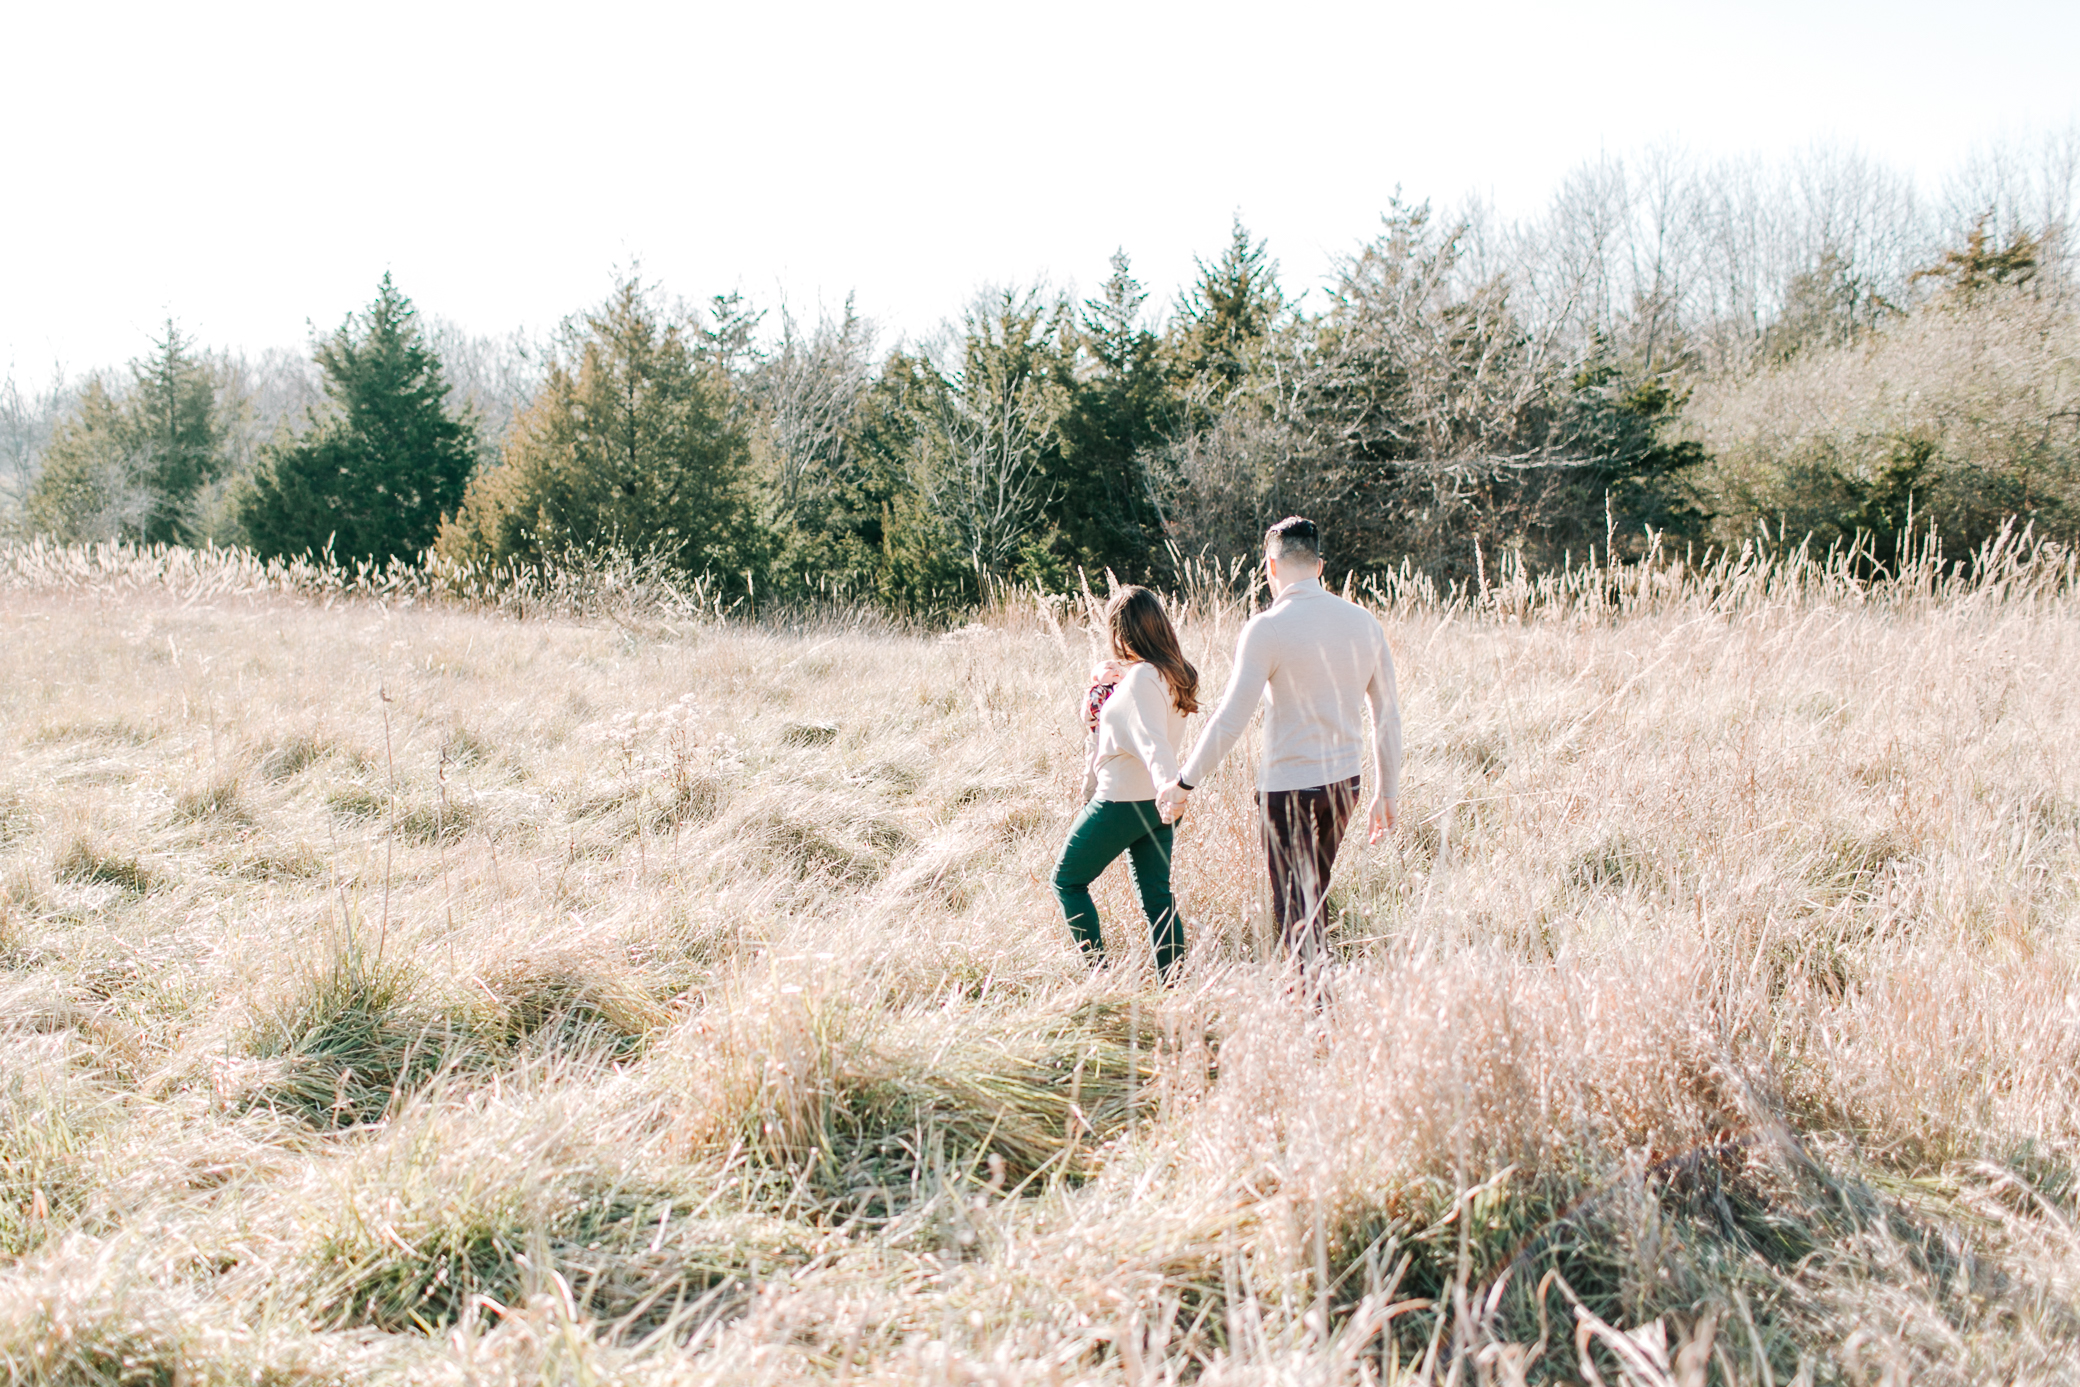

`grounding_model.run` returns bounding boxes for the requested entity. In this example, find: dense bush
[1688,286,2080,563]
